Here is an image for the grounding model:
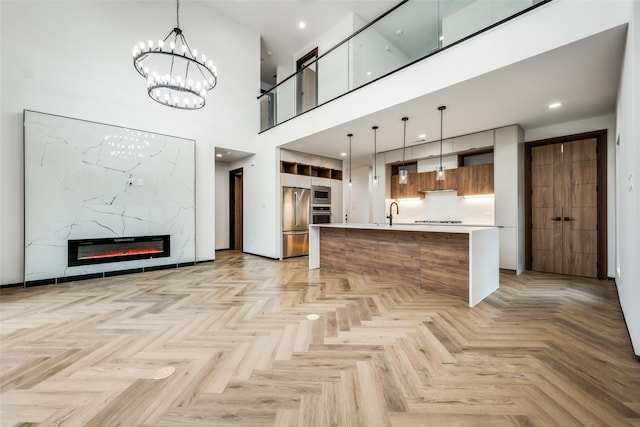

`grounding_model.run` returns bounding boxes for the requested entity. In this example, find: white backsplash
[24,111,195,282]
[386,192,494,225]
